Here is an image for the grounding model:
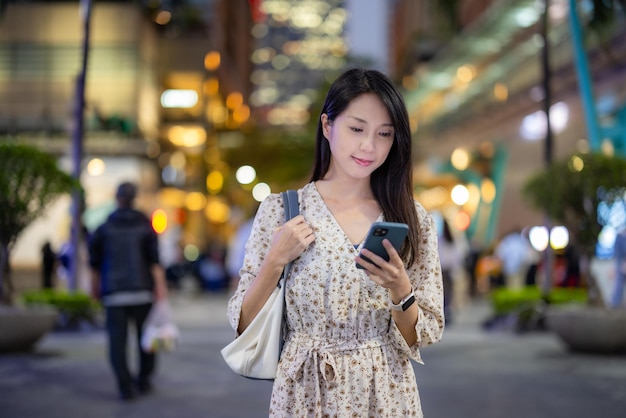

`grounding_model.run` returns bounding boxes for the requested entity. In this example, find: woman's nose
[360,135,375,151]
